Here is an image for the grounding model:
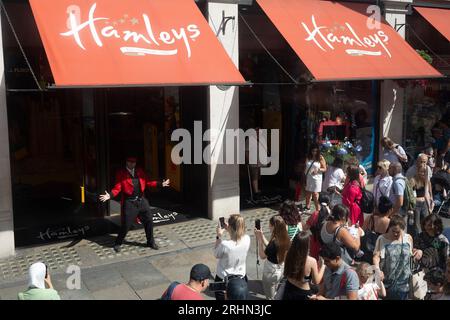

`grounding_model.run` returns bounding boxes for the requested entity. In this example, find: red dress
[342,181,363,226]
